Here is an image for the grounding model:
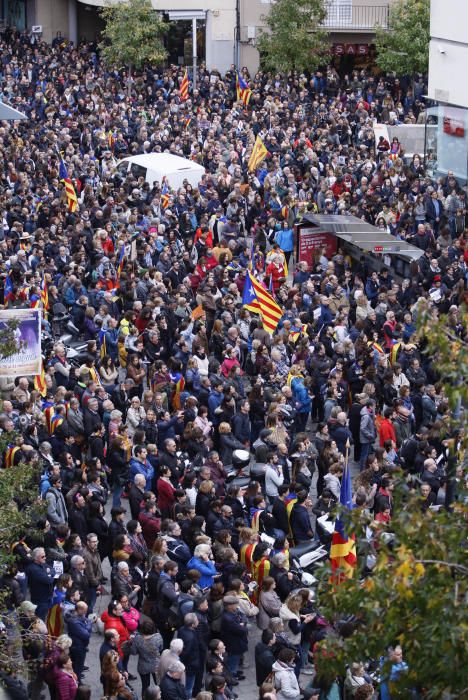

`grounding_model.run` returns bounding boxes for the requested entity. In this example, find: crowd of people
[0,24,466,700]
